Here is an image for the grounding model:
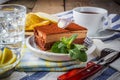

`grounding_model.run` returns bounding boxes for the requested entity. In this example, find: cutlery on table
[57,48,120,80]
